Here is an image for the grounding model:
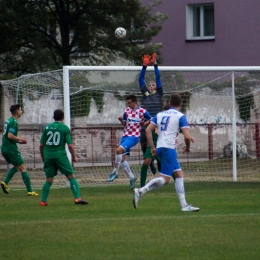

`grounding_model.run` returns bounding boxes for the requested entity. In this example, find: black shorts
[140,128,147,144]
